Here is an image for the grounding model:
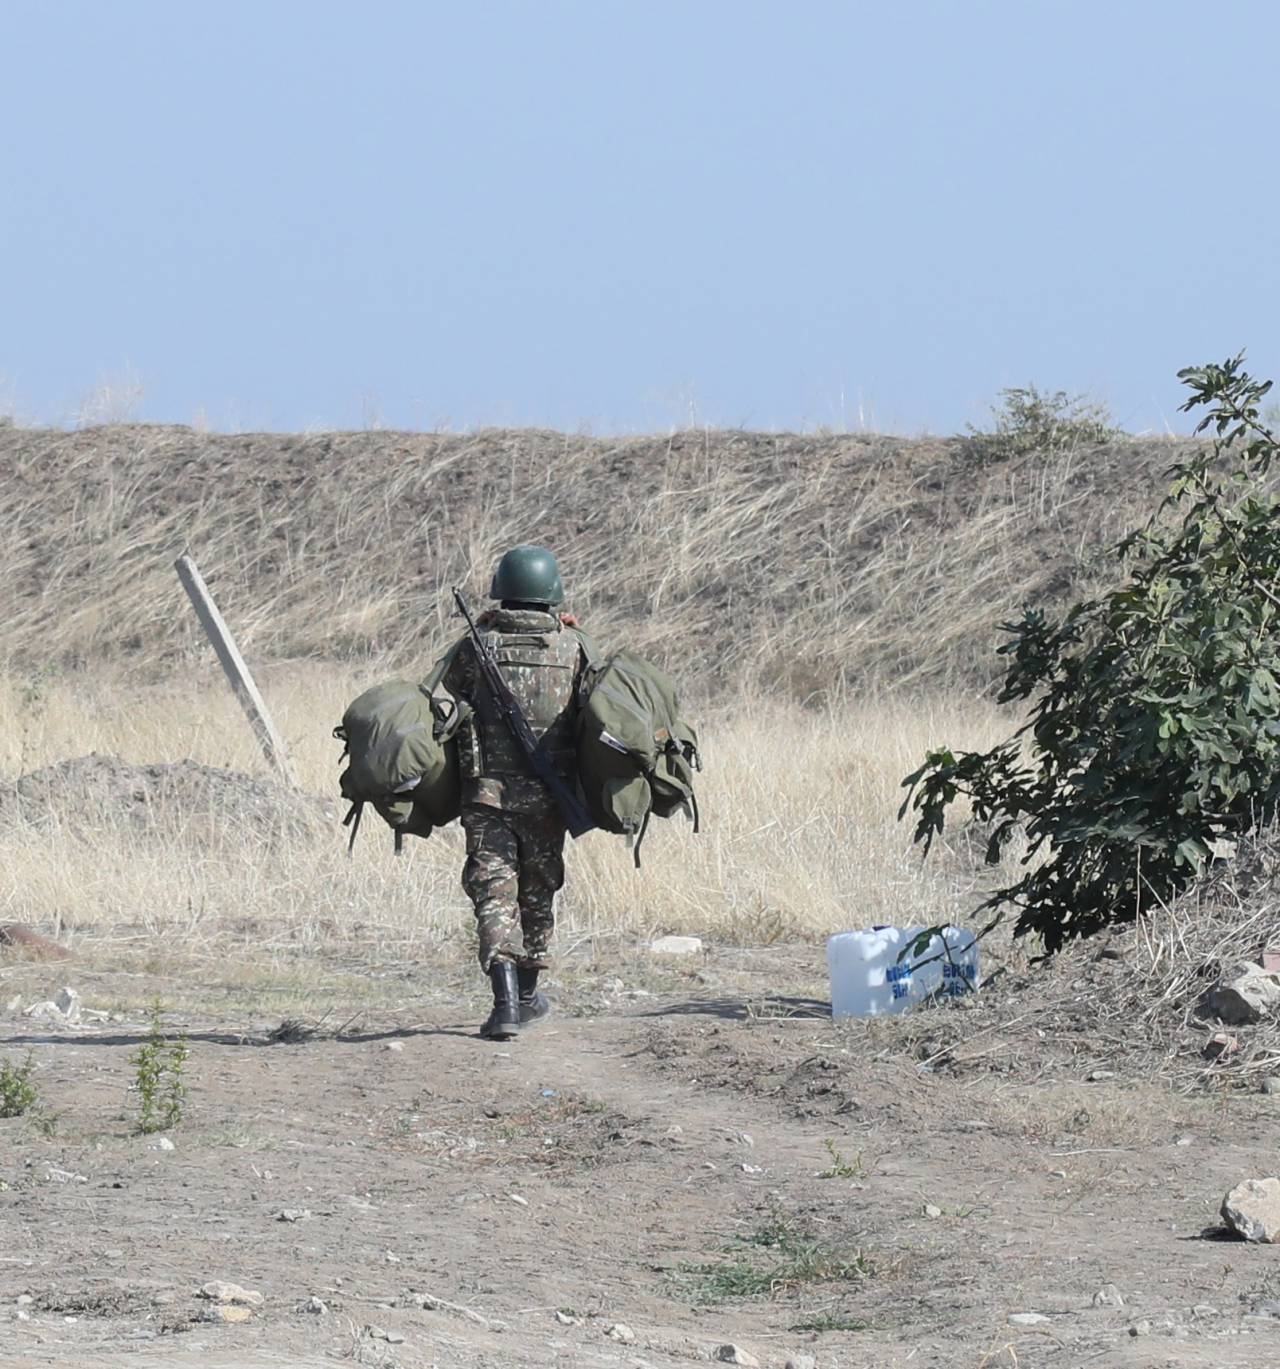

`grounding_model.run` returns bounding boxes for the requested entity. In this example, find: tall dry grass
[0,665,1010,969]
[0,422,1158,985]
[0,425,1181,694]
